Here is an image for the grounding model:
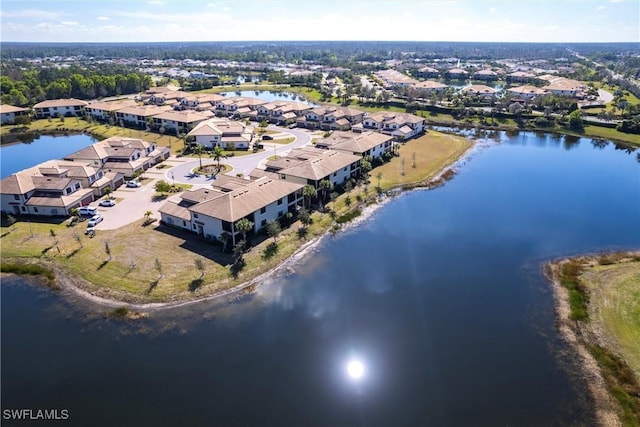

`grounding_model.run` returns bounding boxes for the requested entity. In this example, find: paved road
[164,125,315,184]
